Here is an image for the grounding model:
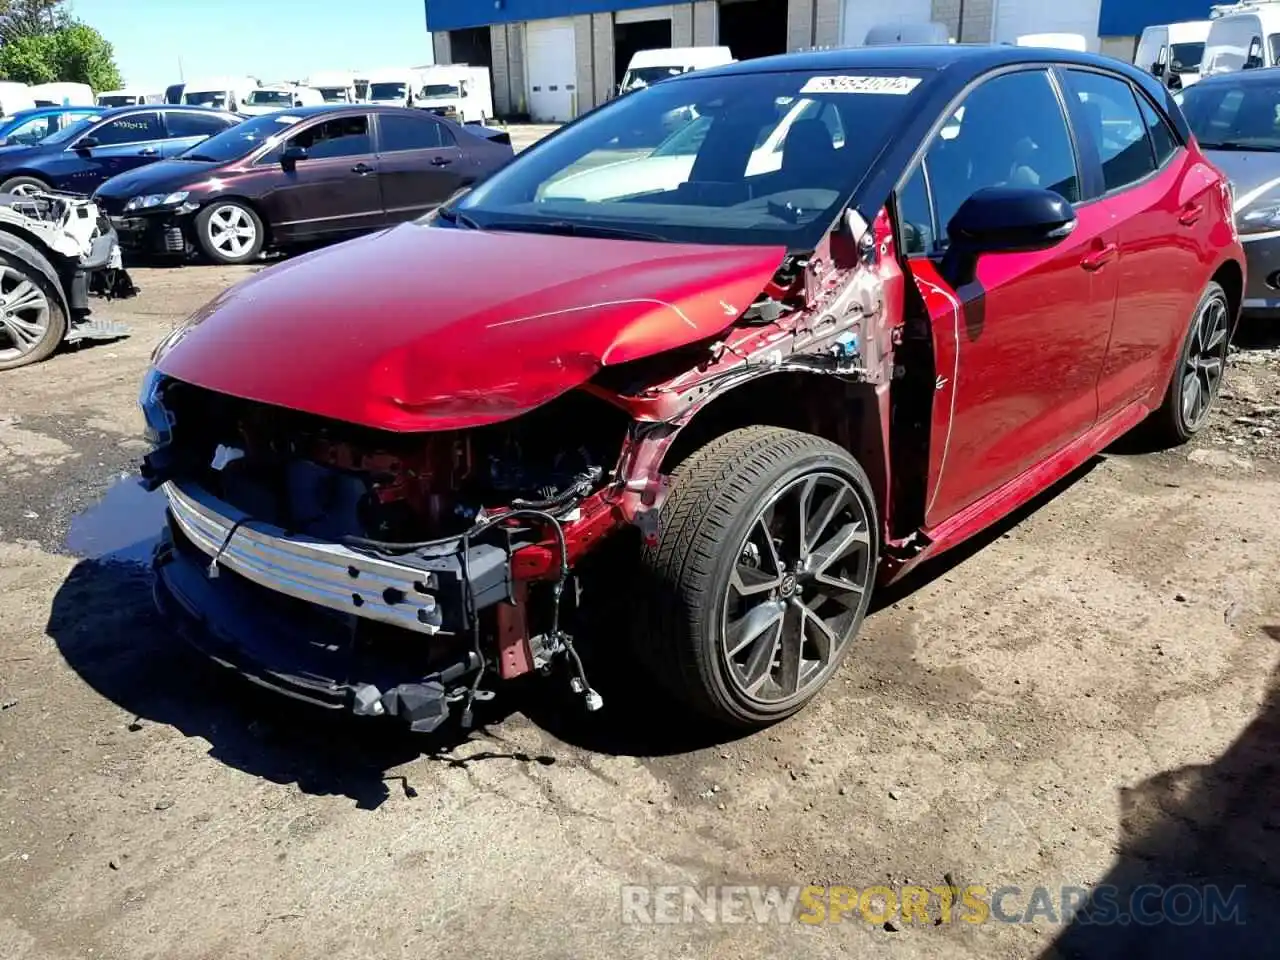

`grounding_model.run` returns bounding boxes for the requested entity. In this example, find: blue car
[0,106,104,147]
[0,105,241,197]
